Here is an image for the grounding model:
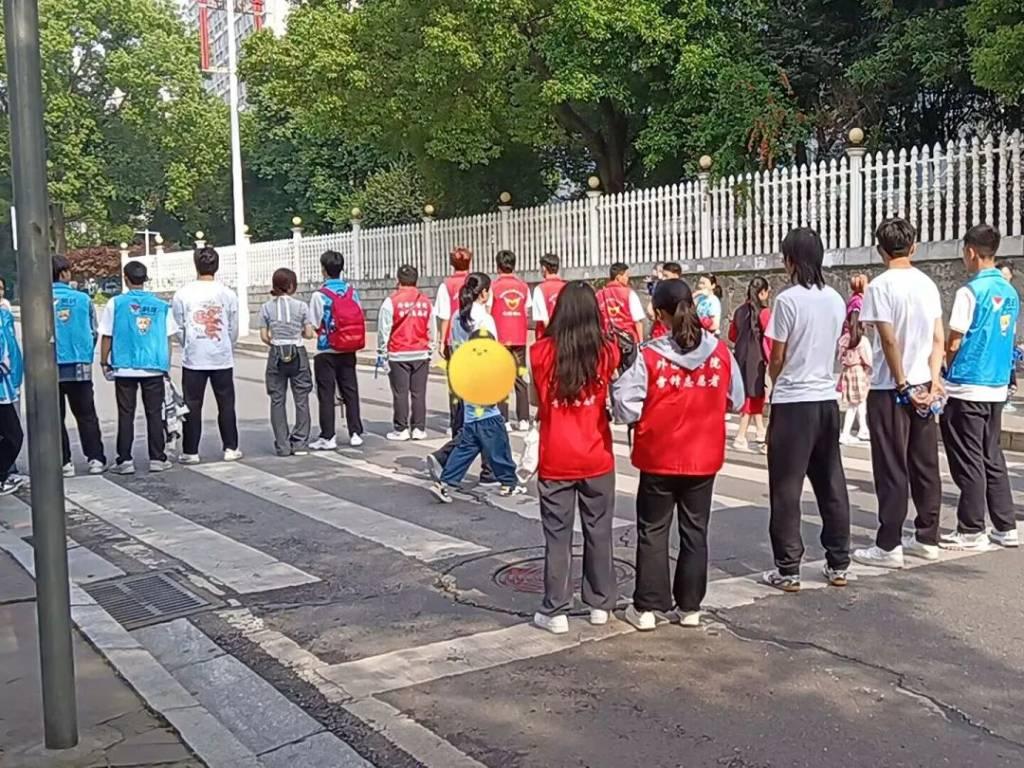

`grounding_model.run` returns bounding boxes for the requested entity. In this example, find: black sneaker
[478,473,501,487]
[425,454,444,482]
